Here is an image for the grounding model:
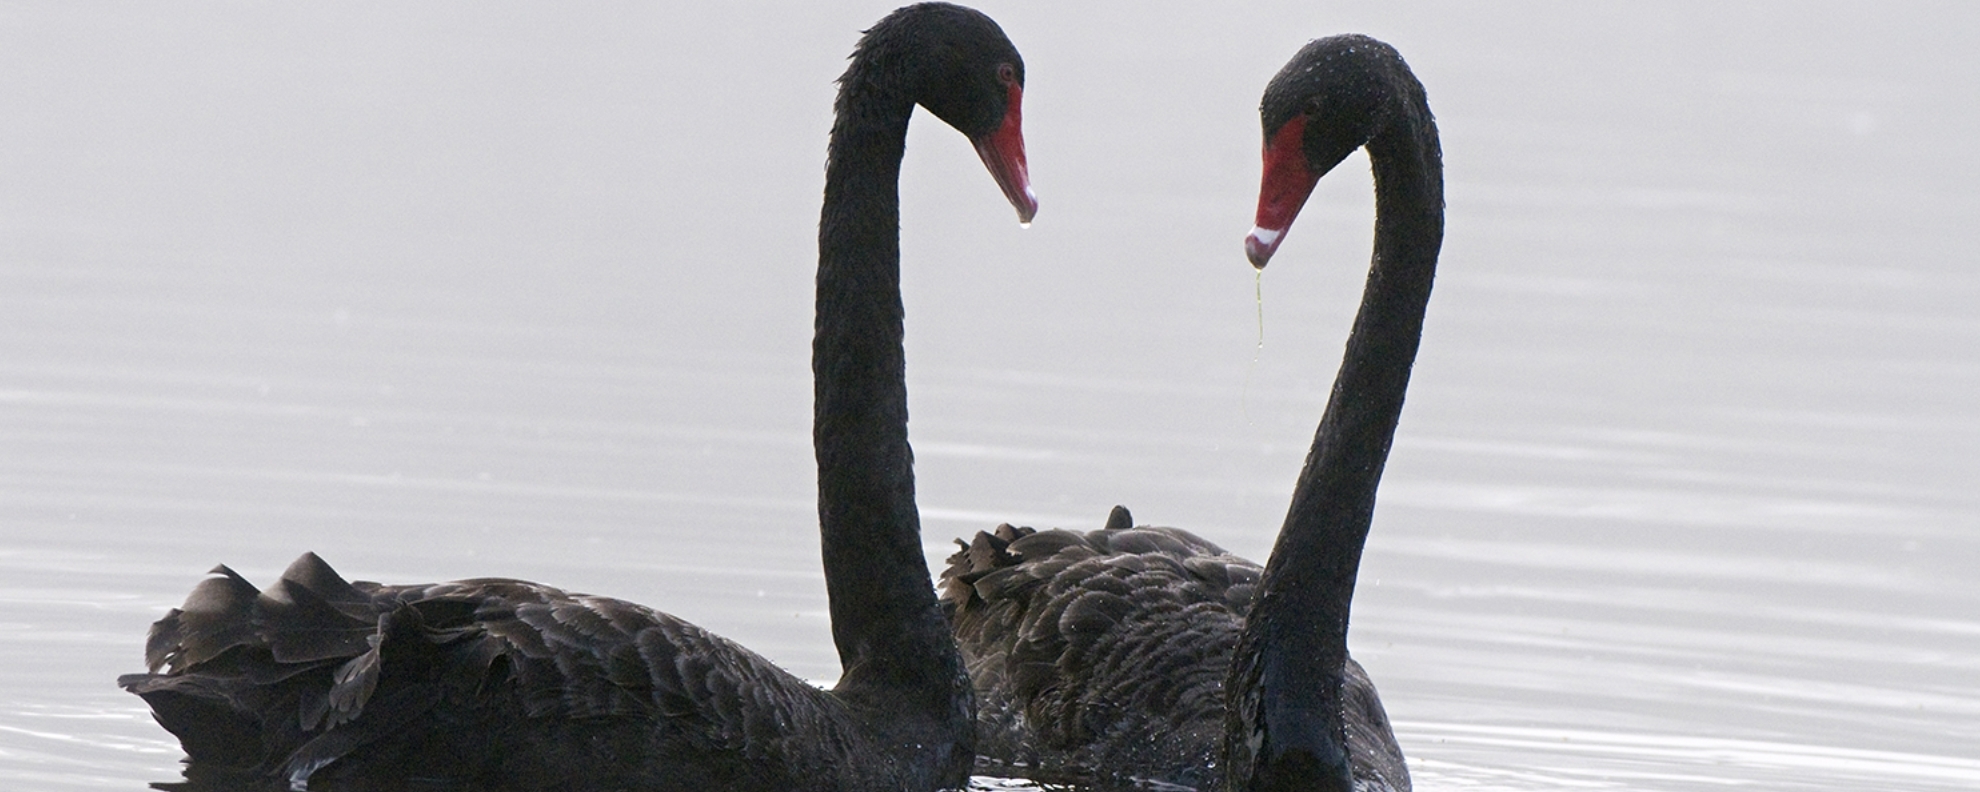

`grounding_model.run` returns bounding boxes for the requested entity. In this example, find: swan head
[1247,35,1413,268]
[862,3,1037,224]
